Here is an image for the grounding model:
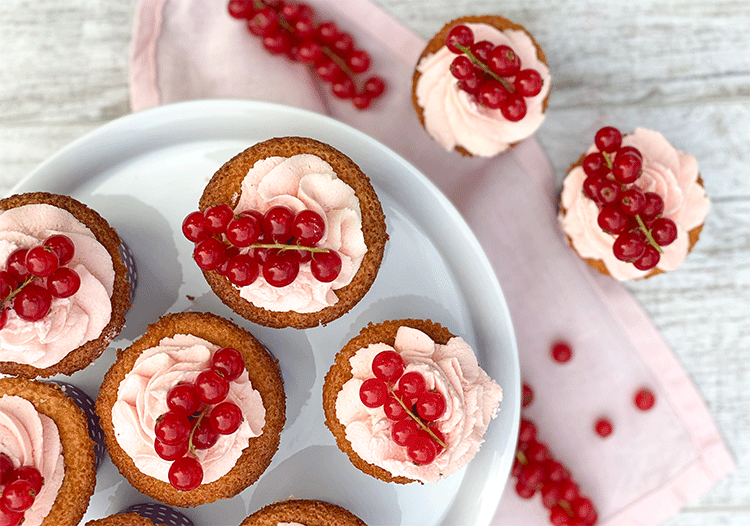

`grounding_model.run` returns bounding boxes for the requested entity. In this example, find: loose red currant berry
[397,371,426,402]
[168,456,203,491]
[521,383,534,408]
[613,150,643,184]
[619,187,647,216]
[9,466,43,495]
[43,234,75,266]
[166,383,201,415]
[612,231,646,262]
[203,204,234,234]
[406,433,438,465]
[24,246,59,278]
[594,126,623,153]
[550,340,573,363]
[359,377,388,408]
[191,418,219,450]
[263,251,300,287]
[500,93,527,122]
[155,411,192,445]
[154,437,189,461]
[598,204,630,235]
[292,210,325,245]
[225,254,260,287]
[391,418,419,447]
[633,244,661,271]
[383,395,409,420]
[211,347,245,381]
[310,250,342,283]
[210,401,244,435]
[0,454,13,485]
[594,417,613,437]
[634,387,656,411]
[371,350,405,383]
[445,24,474,54]
[6,248,30,283]
[46,267,81,298]
[195,370,231,405]
[13,284,52,322]
[416,391,446,421]
[514,69,544,97]
[488,45,521,76]
[0,479,35,513]
[650,217,677,246]
[193,238,227,271]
